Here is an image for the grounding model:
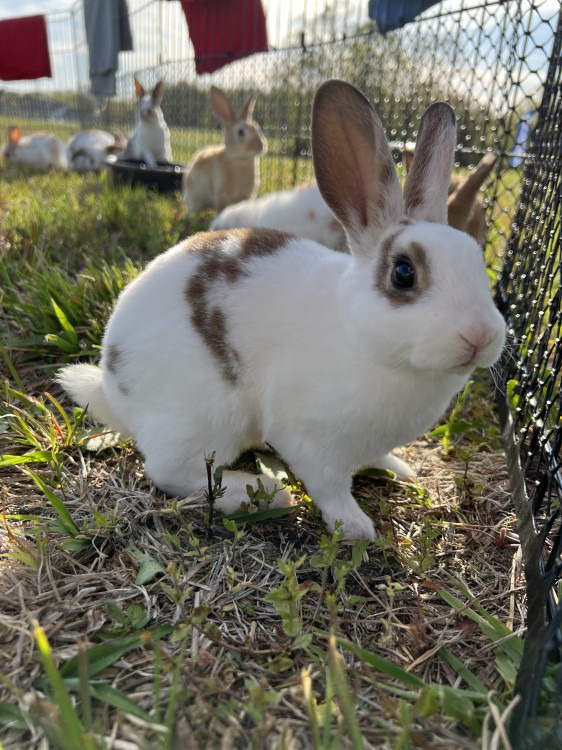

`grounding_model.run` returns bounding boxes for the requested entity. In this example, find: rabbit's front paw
[323,504,376,541]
